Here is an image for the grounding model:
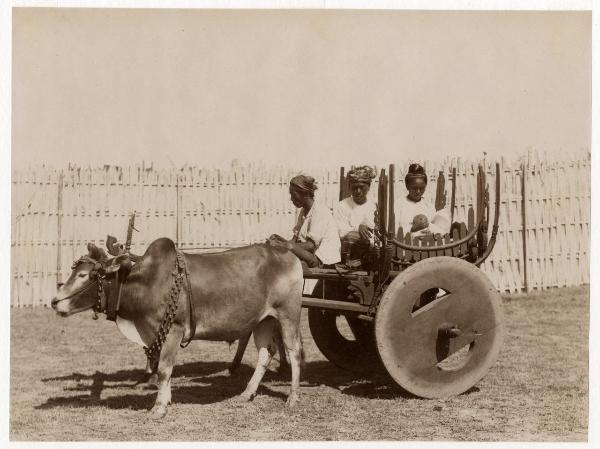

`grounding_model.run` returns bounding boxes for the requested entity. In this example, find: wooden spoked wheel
[308,281,384,374]
[375,257,504,398]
